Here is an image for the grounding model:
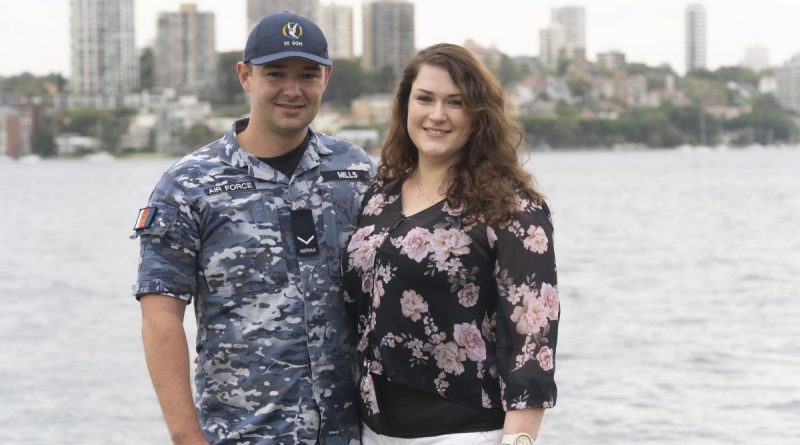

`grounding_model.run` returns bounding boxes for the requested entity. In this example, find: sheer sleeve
[491,193,559,410]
